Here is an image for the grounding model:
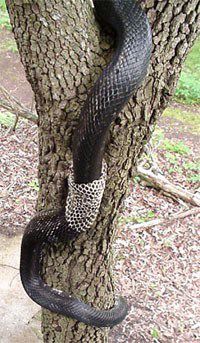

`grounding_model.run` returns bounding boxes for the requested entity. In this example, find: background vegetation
[0,1,199,342]
[175,38,200,104]
[0,0,11,30]
[1,0,199,104]
[0,0,199,186]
